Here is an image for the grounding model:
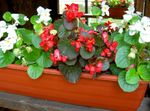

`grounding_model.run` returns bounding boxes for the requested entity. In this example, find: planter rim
[5,64,148,84]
